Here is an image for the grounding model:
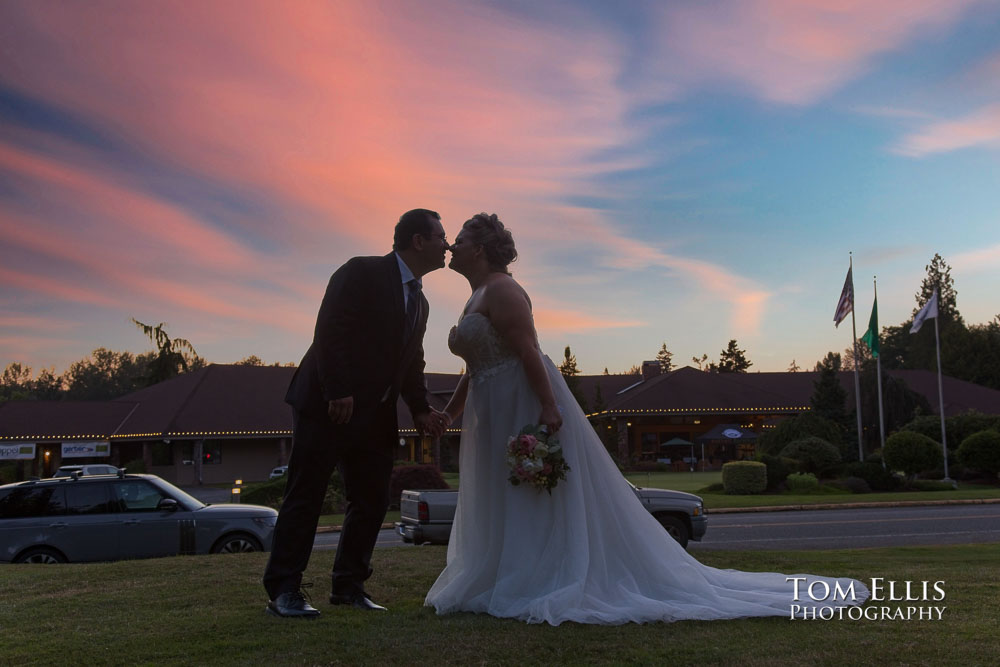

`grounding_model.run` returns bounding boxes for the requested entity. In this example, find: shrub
[121,458,146,474]
[779,437,842,475]
[240,477,287,509]
[883,431,941,477]
[241,470,344,512]
[757,454,796,491]
[957,430,1000,478]
[786,472,819,493]
[697,482,725,494]
[757,413,844,458]
[845,476,871,494]
[845,461,901,492]
[389,464,450,509]
[721,461,767,495]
